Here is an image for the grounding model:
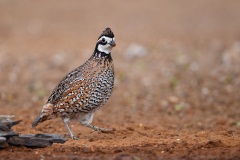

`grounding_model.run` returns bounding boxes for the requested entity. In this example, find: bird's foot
[93,126,115,134]
[71,136,79,140]
[81,123,115,134]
